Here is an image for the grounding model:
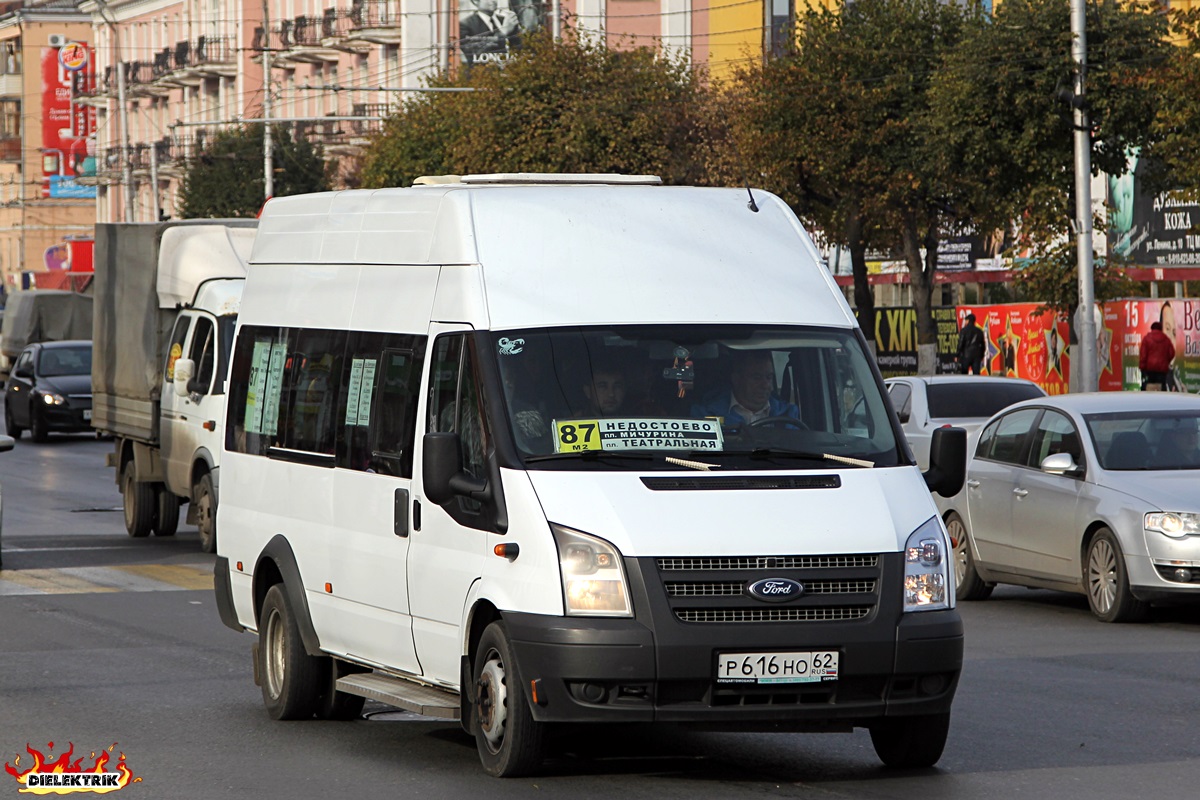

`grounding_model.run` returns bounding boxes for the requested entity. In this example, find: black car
[4,340,93,442]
